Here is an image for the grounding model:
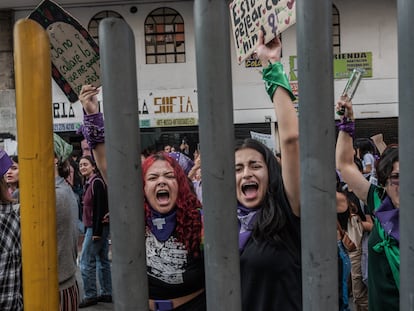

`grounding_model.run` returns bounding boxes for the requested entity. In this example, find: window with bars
[332,4,341,55]
[88,10,124,44]
[145,8,185,64]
